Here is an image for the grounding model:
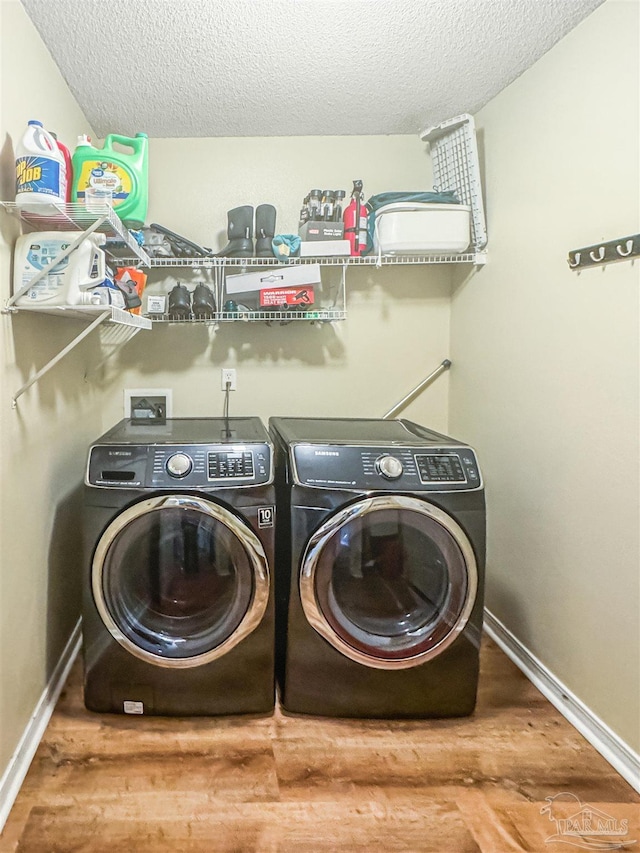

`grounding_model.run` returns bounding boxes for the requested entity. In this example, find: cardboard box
[225,263,321,295]
[298,222,345,241]
[299,240,350,258]
[259,286,315,307]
